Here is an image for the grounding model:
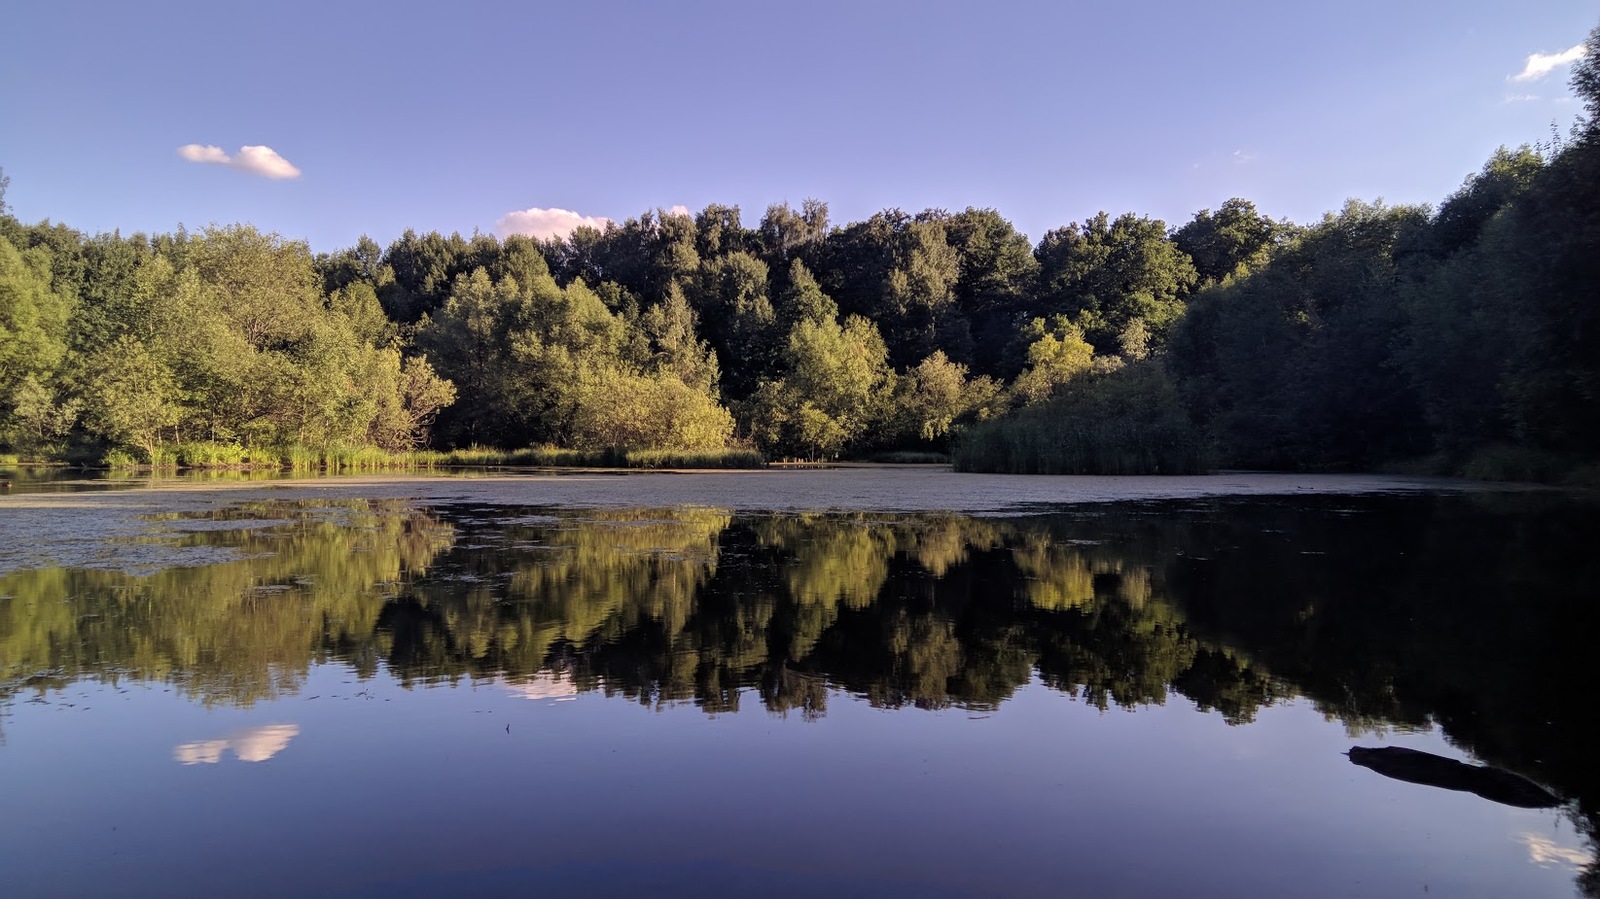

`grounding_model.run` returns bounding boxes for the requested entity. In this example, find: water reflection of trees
[0,500,454,706]
[1,493,1596,890]
[1,503,1280,721]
